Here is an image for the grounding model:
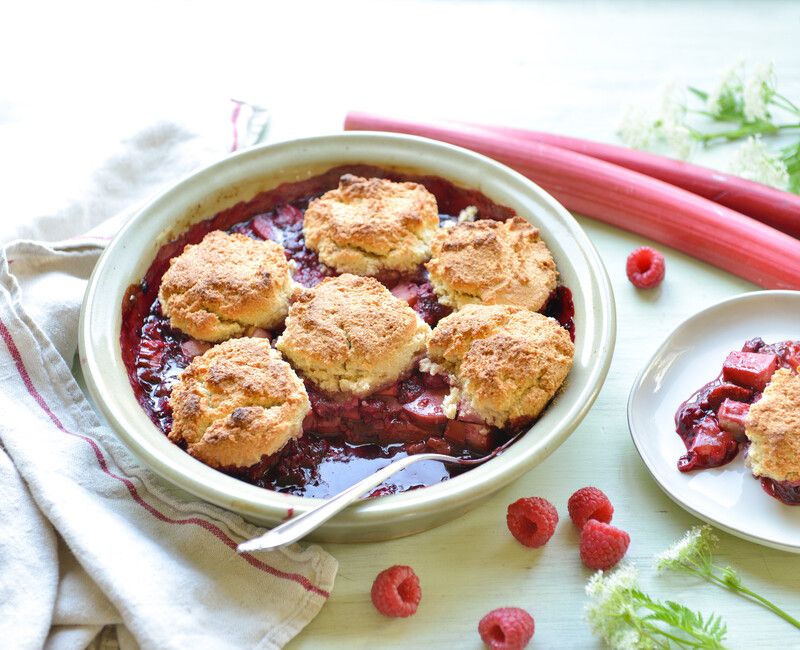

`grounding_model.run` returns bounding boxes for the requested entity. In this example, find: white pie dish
[78,132,615,542]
